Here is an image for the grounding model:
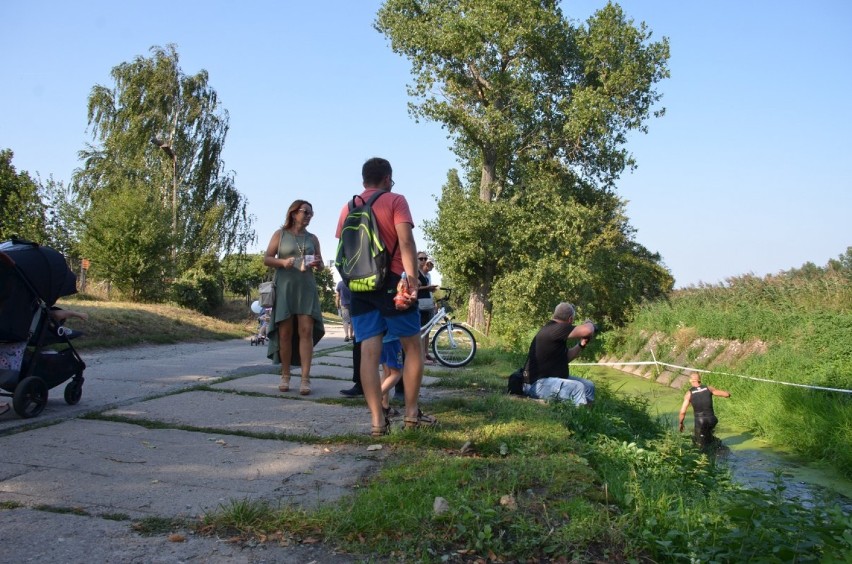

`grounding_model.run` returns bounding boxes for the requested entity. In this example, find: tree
[315,267,337,314]
[75,44,255,290]
[377,1,671,331]
[0,149,47,242]
[79,180,172,300]
[221,252,267,302]
[40,176,85,261]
